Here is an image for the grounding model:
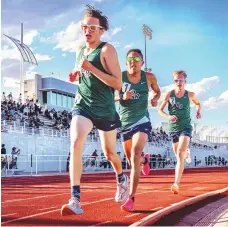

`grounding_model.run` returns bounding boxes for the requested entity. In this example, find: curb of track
[129,186,228,227]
